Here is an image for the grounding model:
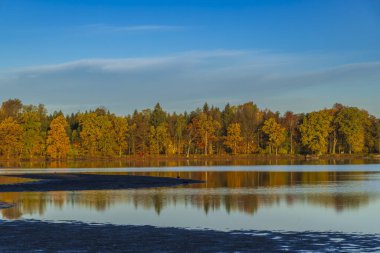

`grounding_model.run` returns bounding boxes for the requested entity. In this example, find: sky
[0,0,379,116]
